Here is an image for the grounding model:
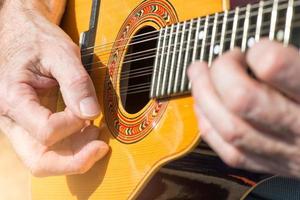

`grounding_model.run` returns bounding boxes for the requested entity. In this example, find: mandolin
[16,0,300,199]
